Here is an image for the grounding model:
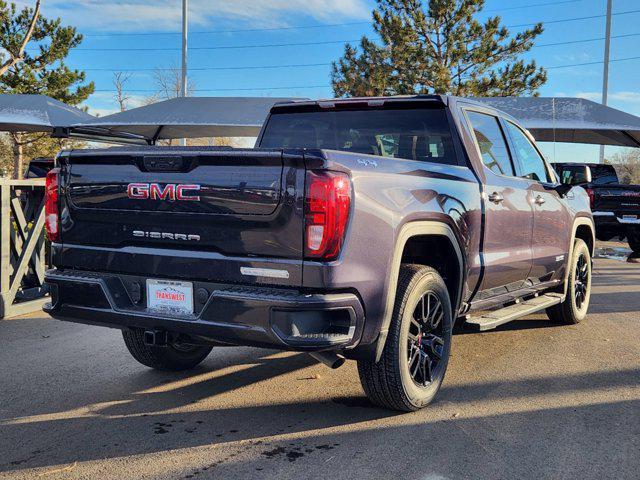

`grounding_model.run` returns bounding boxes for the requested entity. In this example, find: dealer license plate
[147,279,193,315]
